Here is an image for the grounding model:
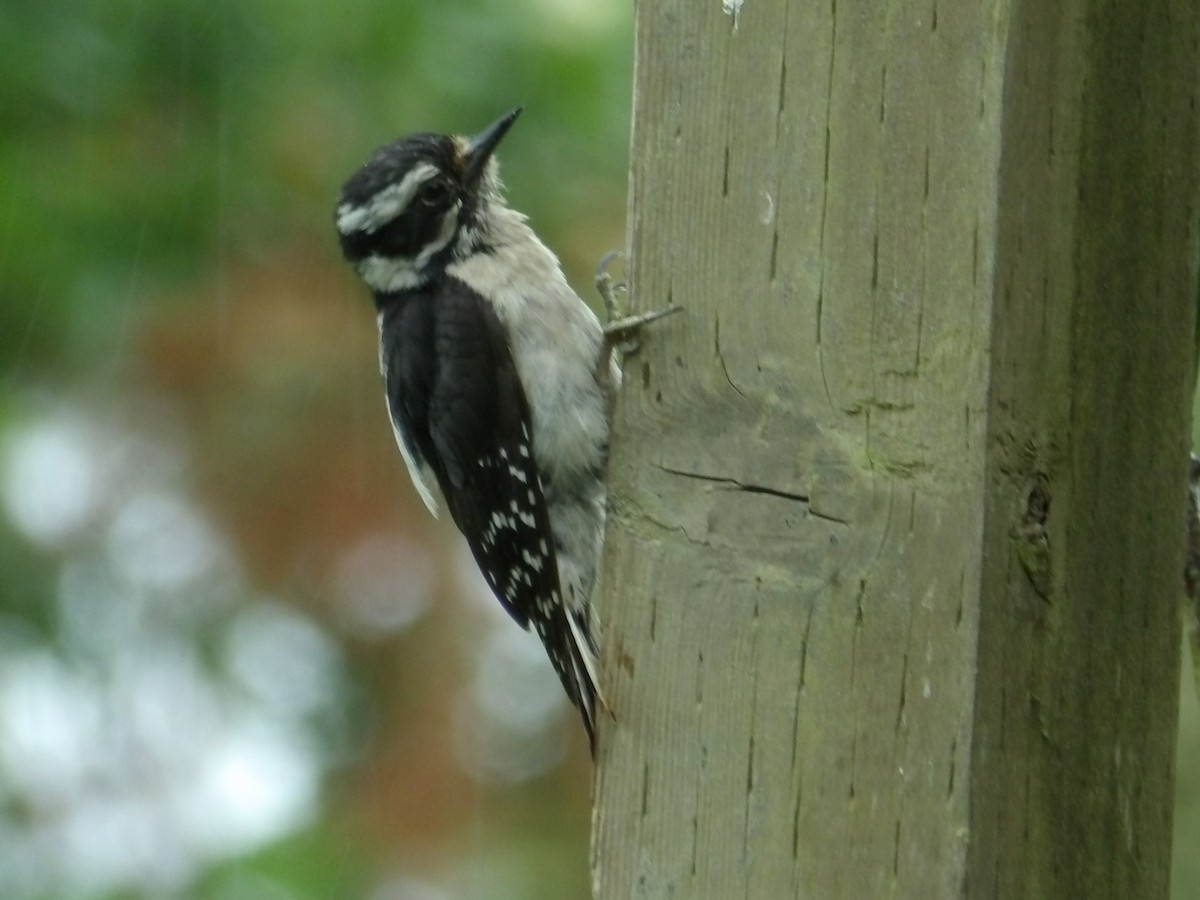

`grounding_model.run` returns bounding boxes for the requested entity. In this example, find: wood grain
[592,1,1199,897]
